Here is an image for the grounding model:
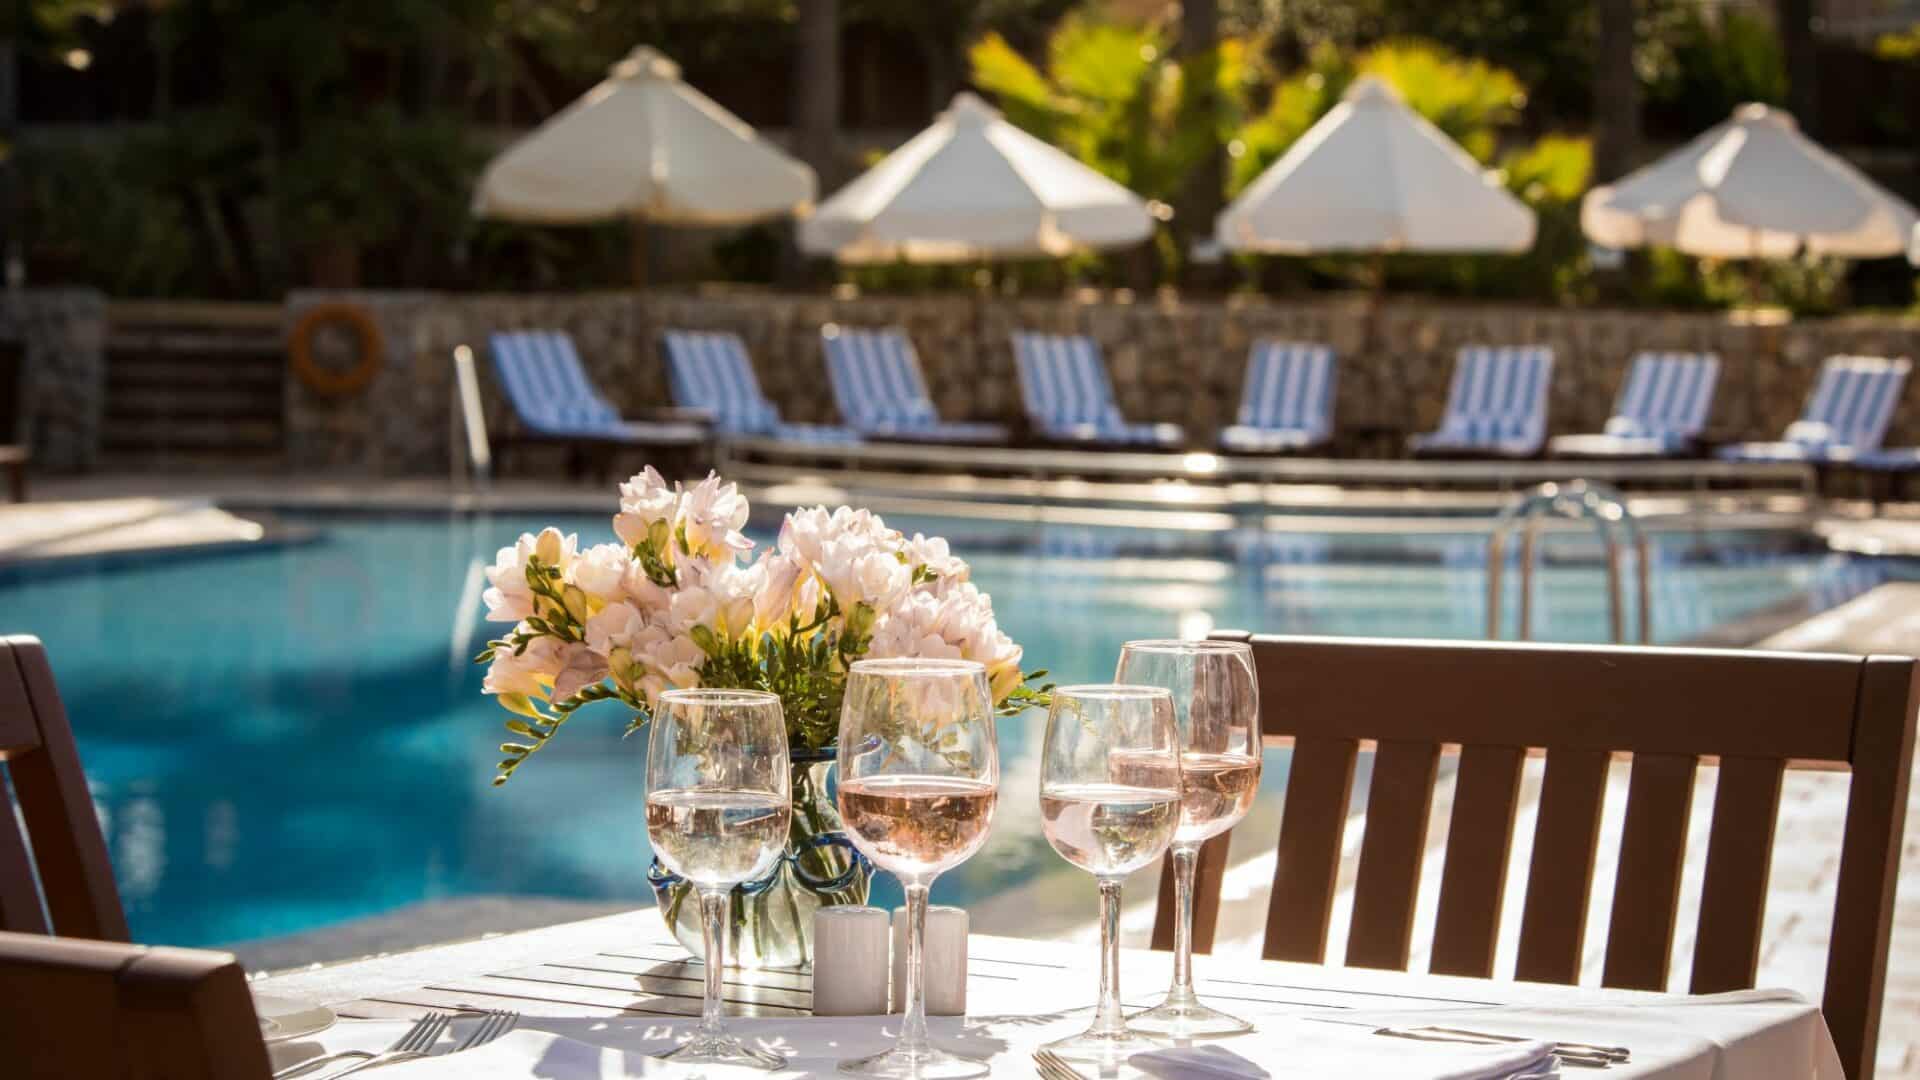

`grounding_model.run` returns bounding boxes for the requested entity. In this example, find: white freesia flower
[569,542,632,601]
[677,472,753,559]
[482,528,579,622]
[478,471,1039,787]
[551,643,609,701]
[614,466,679,548]
[636,633,706,702]
[870,580,1025,704]
[753,551,806,629]
[818,536,912,613]
[482,632,562,696]
[904,533,968,583]
[583,601,646,656]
